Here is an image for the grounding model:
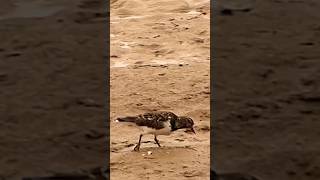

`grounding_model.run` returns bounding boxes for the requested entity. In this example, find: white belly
[141,121,171,135]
